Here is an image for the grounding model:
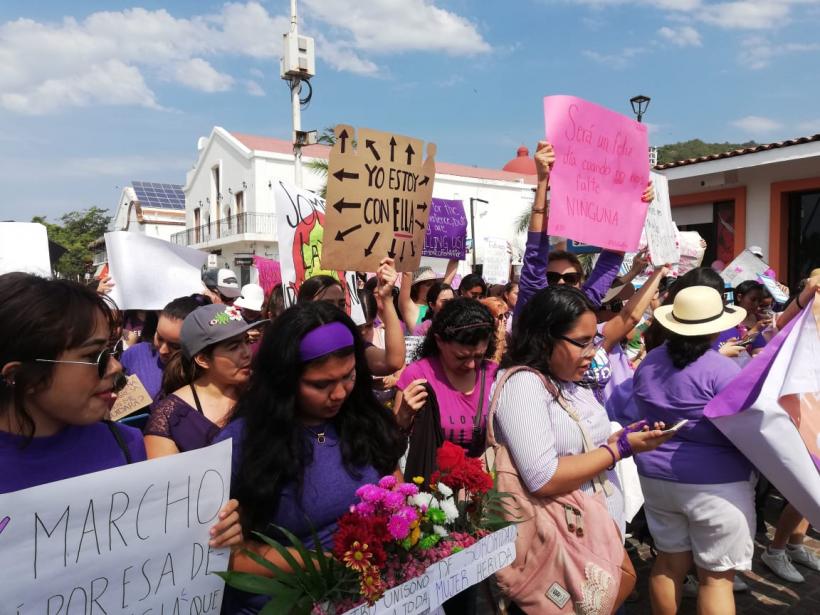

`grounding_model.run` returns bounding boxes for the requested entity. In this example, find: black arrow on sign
[419,175,430,186]
[416,202,428,212]
[400,241,406,262]
[405,144,415,165]
[335,224,362,241]
[365,139,380,161]
[338,129,349,154]
[364,232,381,257]
[414,220,425,231]
[332,169,360,182]
[387,238,397,259]
[411,242,416,257]
[389,137,397,163]
[333,198,361,213]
